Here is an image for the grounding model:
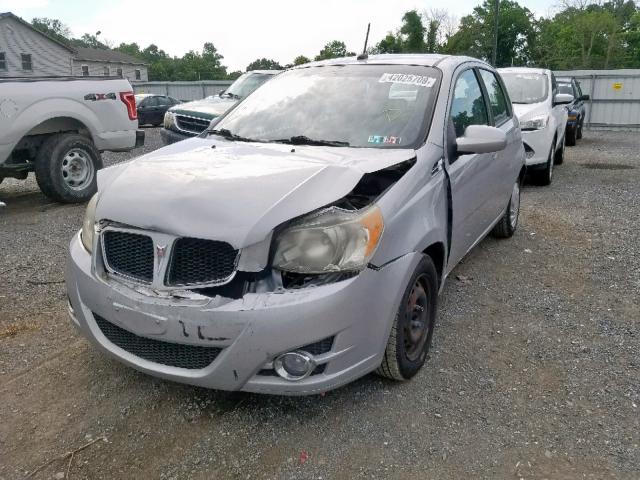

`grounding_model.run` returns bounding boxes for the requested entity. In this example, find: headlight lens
[520,115,549,131]
[81,194,98,253]
[272,206,384,274]
[164,111,175,129]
